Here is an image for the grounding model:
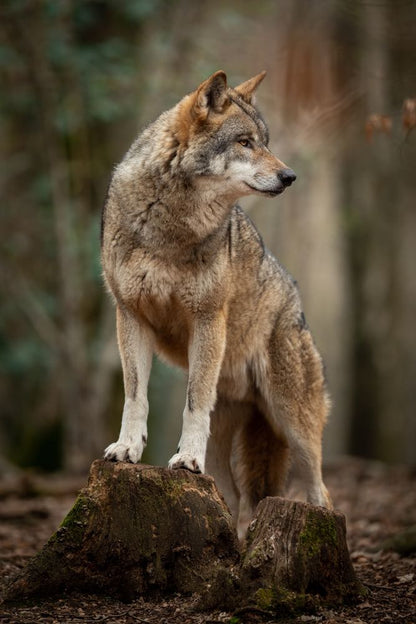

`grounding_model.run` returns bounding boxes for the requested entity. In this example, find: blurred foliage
[1,0,415,472]
[0,0,165,471]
